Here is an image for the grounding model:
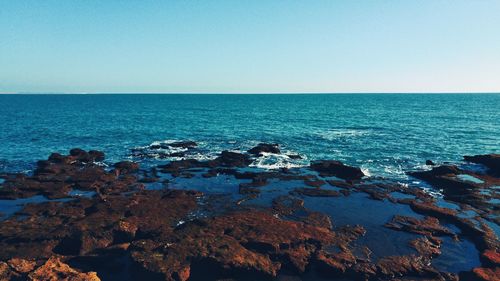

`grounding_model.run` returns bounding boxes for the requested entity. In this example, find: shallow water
[1,94,499,179]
